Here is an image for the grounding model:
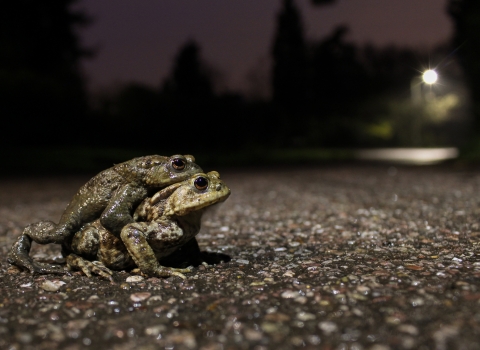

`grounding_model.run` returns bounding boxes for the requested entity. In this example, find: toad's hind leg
[66,254,114,281]
[7,234,68,275]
